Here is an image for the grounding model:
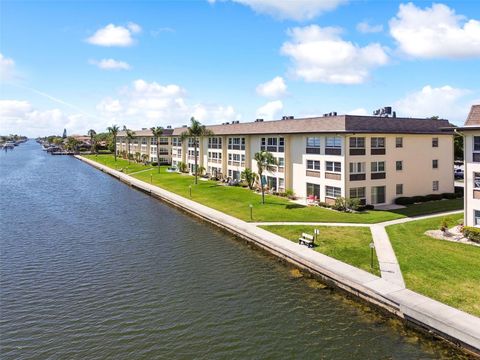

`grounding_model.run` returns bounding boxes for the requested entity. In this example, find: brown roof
[171,115,452,136]
[465,105,480,126]
[118,128,174,137]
